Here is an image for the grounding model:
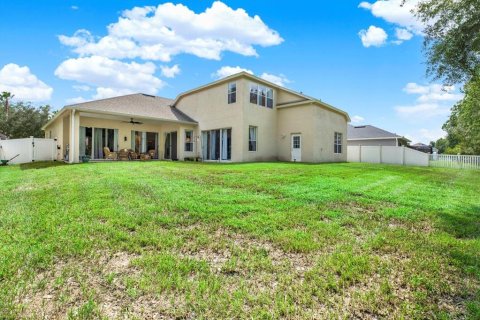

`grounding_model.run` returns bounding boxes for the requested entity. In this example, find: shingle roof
[0,132,7,140]
[347,124,405,140]
[68,93,197,123]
